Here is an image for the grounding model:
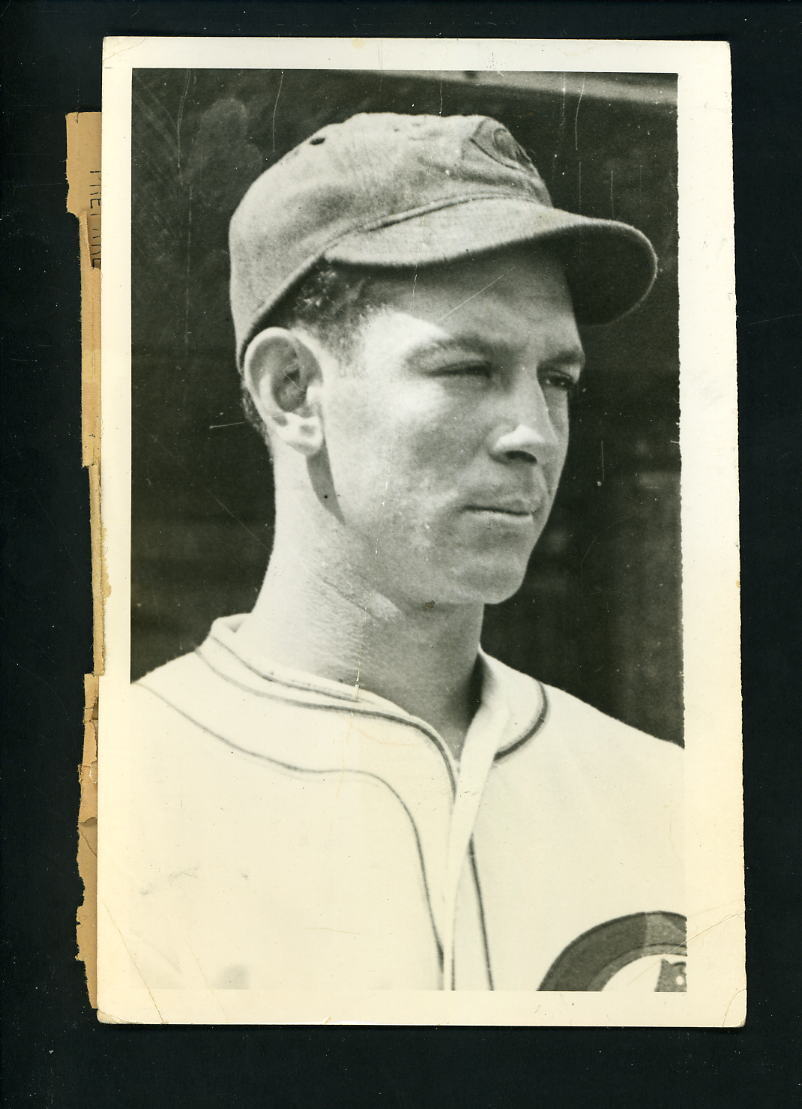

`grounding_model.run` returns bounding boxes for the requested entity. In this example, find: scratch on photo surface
[574,76,586,152]
[175,68,191,181]
[374,477,390,558]
[184,183,193,351]
[101,902,166,1023]
[271,71,284,154]
[352,482,390,695]
[148,432,271,552]
[436,270,510,324]
[183,936,229,1019]
[688,910,742,943]
[103,37,147,63]
[559,73,568,137]
[203,484,271,553]
[722,987,747,1026]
